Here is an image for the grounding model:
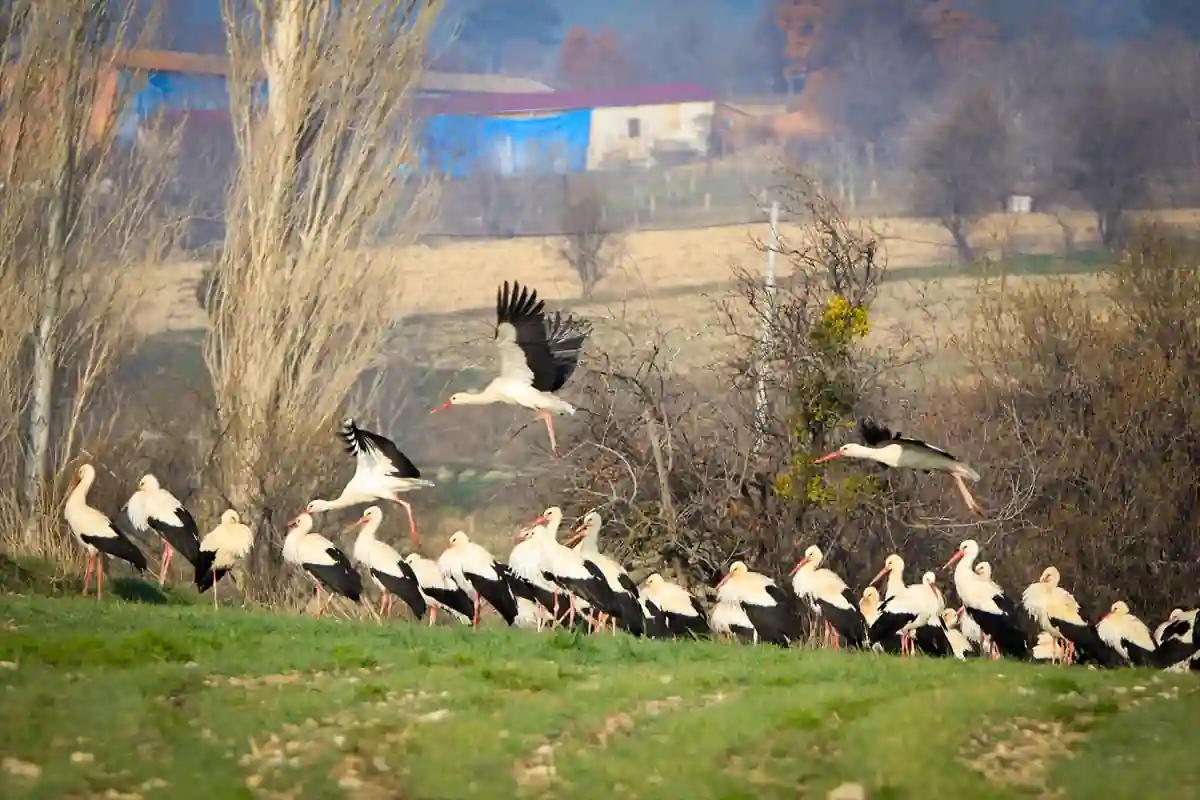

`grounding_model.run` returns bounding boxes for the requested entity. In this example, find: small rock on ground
[827,782,867,800]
